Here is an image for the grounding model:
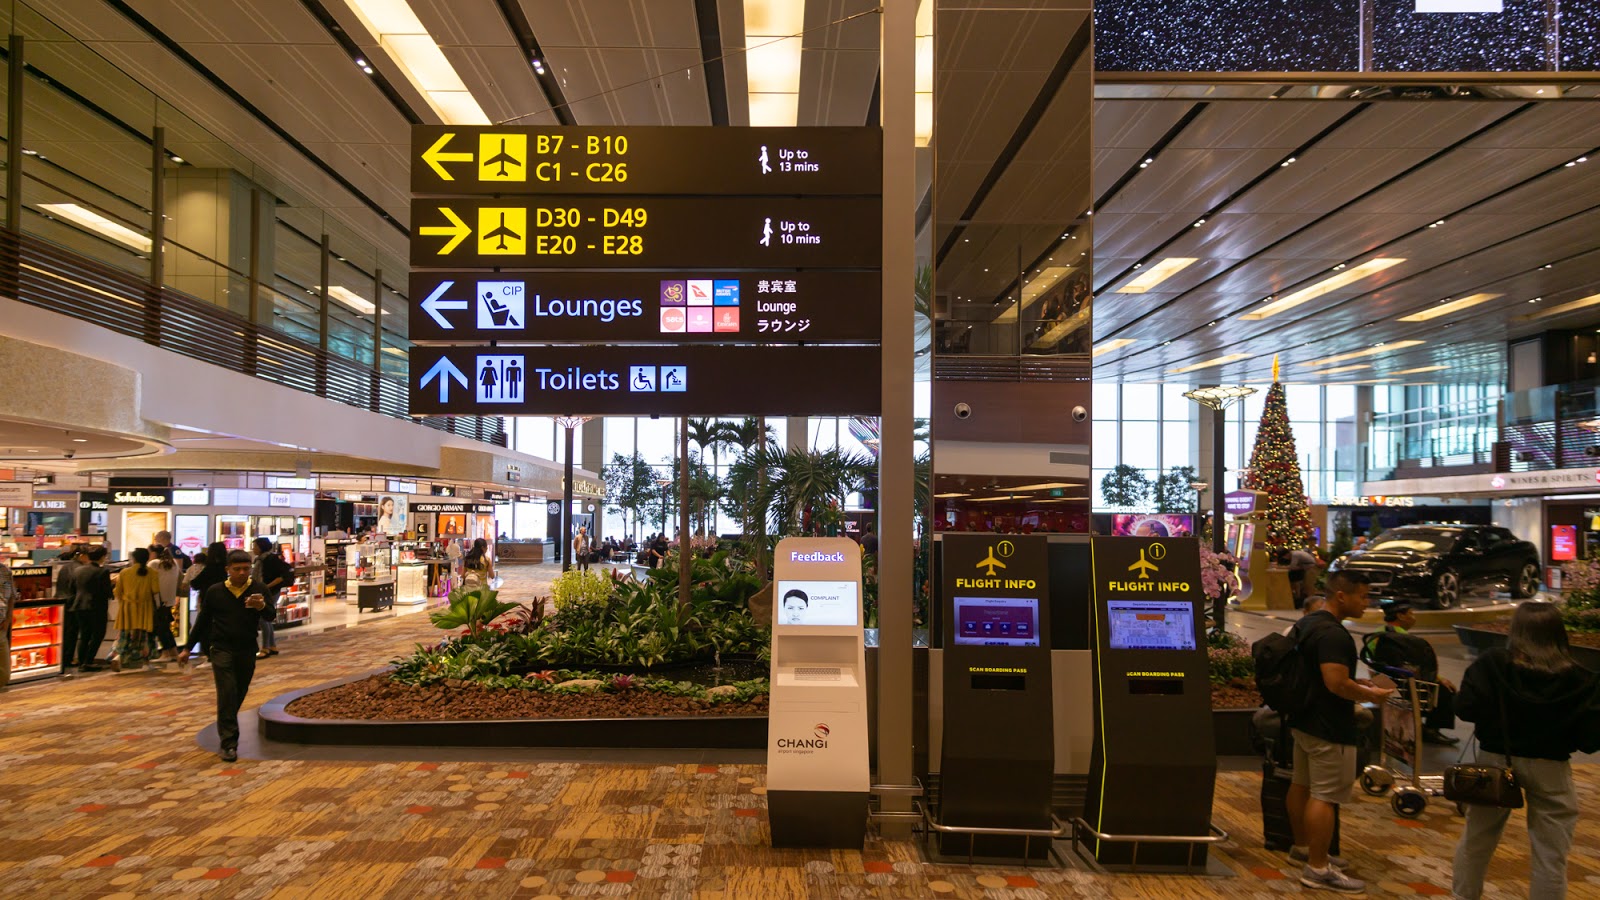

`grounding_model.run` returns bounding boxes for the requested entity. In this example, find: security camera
[954,402,972,420]
[1071,405,1088,423]
[62,448,76,459]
